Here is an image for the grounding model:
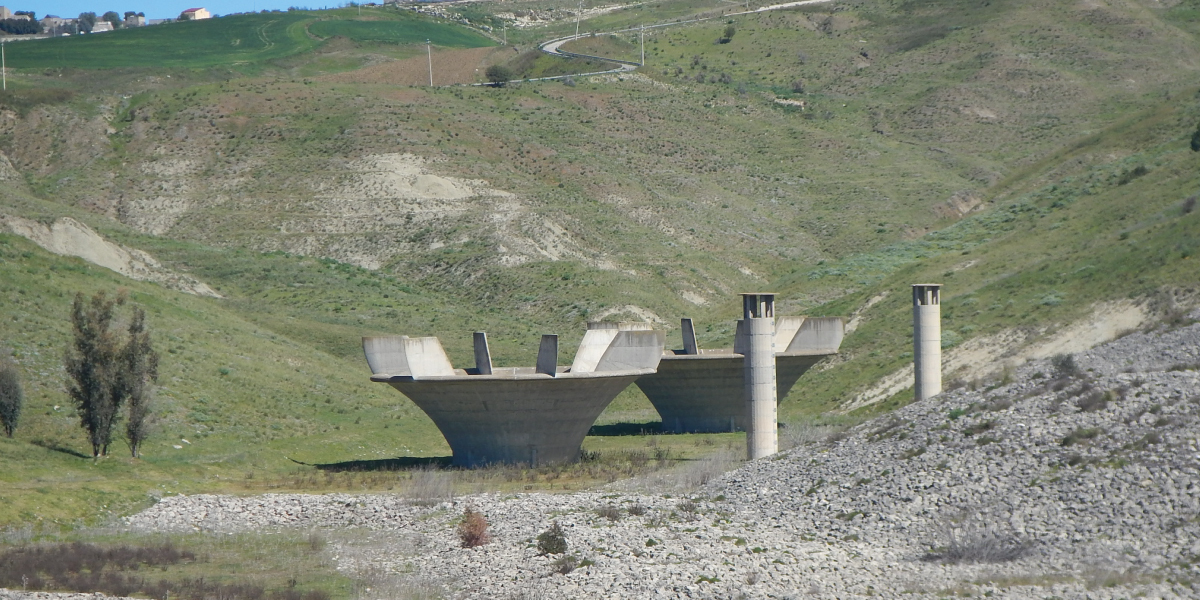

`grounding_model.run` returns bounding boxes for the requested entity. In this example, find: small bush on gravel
[627,503,647,516]
[1061,427,1102,446]
[552,555,578,574]
[1051,354,1079,378]
[962,420,996,436]
[458,507,490,548]
[596,505,622,521]
[982,397,1012,412]
[537,522,568,555]
[923,519,1030,564]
